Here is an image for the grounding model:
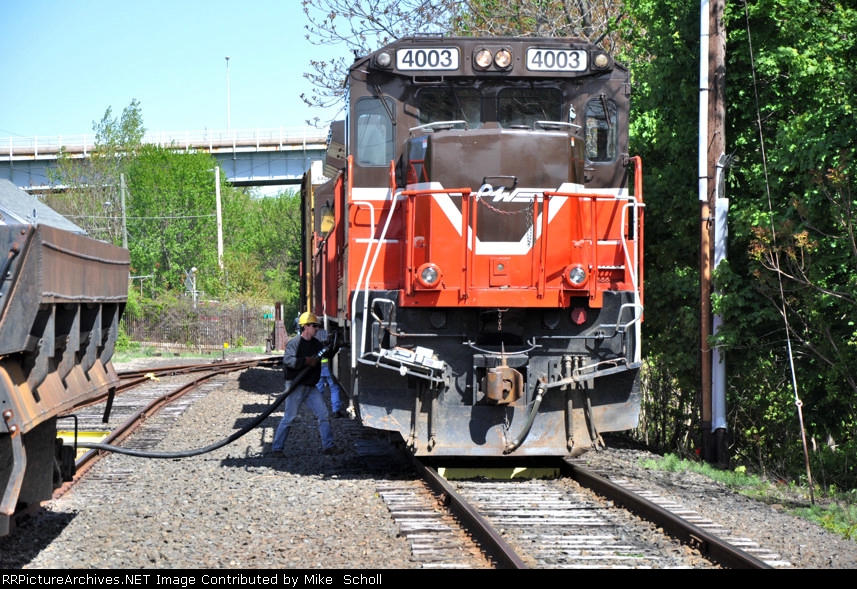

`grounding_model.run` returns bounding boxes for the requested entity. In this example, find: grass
[113,344,268,363]
[641,454,857,541]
